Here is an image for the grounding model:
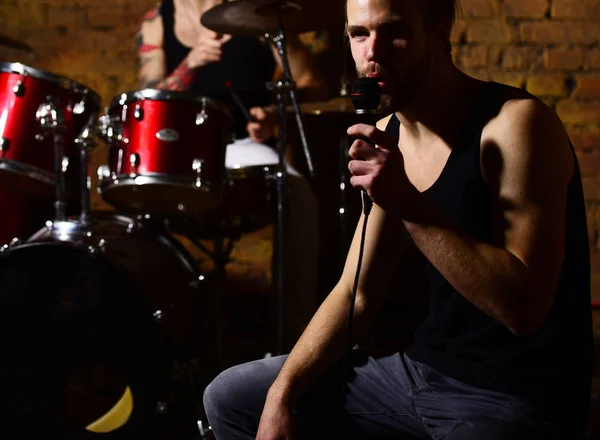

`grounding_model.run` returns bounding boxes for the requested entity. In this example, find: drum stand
[264,5,314,354]
[36,100,67,223]
[182,232,236,363]
[35,99,99,242]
